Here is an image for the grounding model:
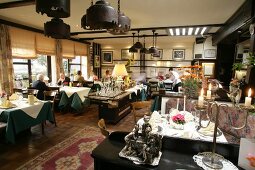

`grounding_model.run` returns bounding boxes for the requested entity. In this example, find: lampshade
[44,18,70,39]
[140,35,148,54]
[112,64,128,77]
[84,0,118,30]
[133,41,143,49]
[36,0,70,18]
[149,46,158,54]
[129,46,138,53]
[108,12,131,35]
